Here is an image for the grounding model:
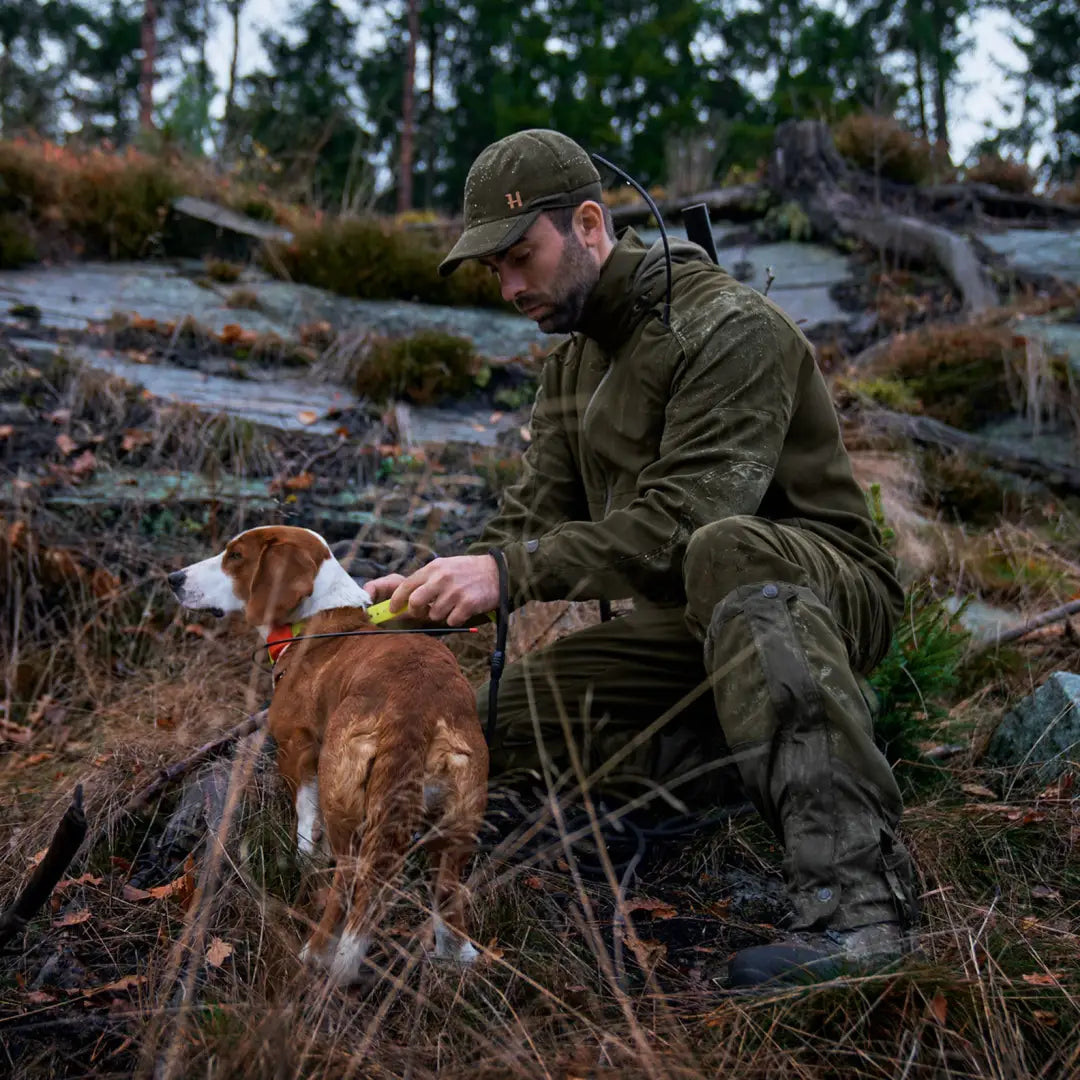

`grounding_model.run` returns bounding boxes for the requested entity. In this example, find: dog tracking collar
[364,599,496,625]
